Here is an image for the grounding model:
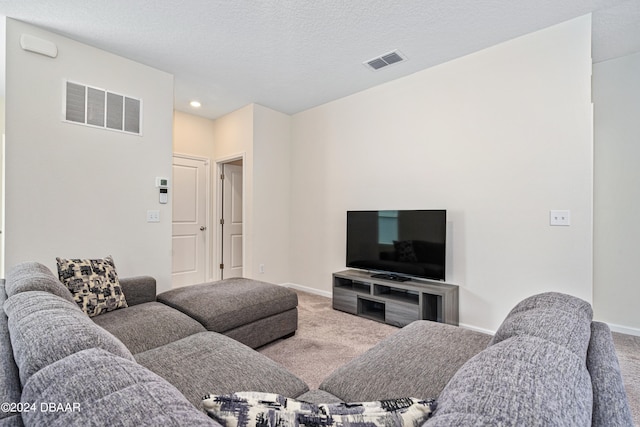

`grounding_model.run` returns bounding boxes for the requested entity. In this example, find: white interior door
[172,155,208,287]
[221,163,243,279]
